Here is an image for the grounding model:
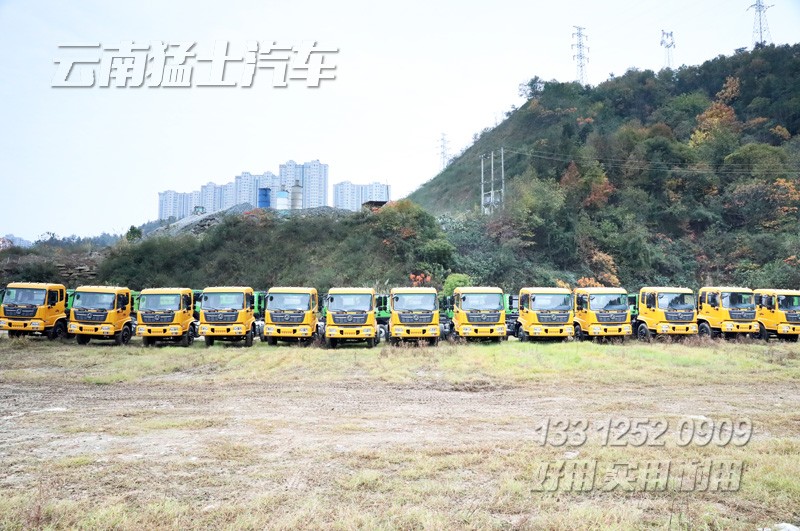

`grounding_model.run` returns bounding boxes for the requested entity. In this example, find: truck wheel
[378,325,388,341]
[48,321,67,341]
[698,322,712,338]
[204,336,215,347]
[781,334,799,343]
[367,337,376,348]
[244,329,254,347]
[574,324,583,341]
[757,323,769,341]
[76,334,90,345]
[114,325,132,346]
[180,330,193,347]
[637,323,651,342]
[325,337,337,349]
[428,337,439,347]
[266,336,277,346]
[143,336,155,347]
